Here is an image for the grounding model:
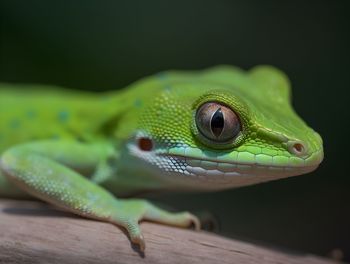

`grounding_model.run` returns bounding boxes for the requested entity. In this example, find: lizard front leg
[0,140,199,251]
